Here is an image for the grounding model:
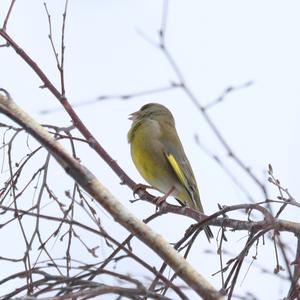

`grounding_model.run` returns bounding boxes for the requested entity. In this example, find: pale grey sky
[0,1,299,299]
